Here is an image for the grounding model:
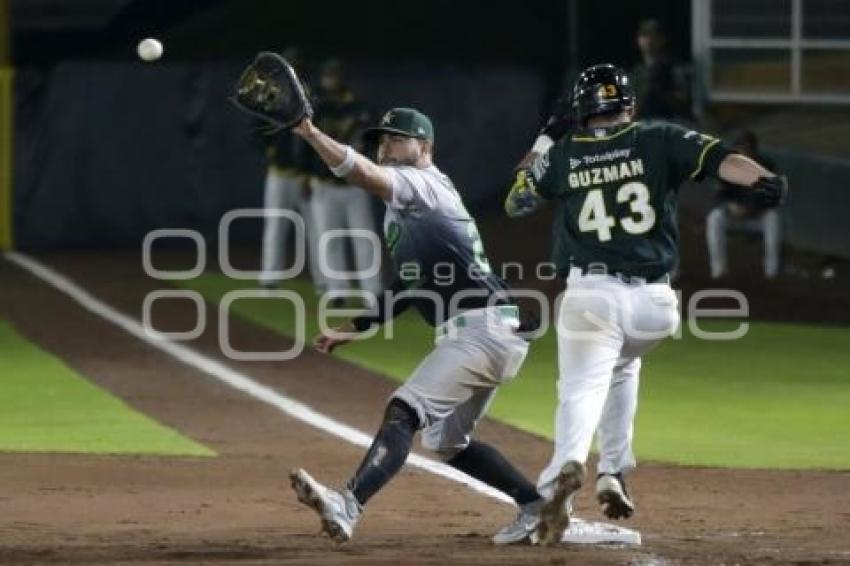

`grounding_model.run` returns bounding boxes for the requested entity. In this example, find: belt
[569,265,670,285]
[436,305,520,338]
